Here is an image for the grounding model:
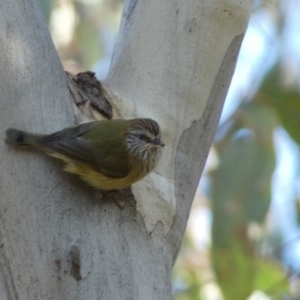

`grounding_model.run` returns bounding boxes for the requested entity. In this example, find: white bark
[0,0,252,299]
[107,0,253,235]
